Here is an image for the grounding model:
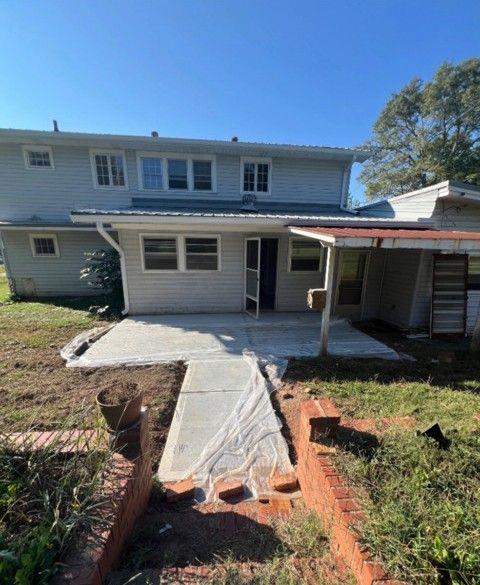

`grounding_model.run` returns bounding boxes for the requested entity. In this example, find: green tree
[360,59,480,200]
